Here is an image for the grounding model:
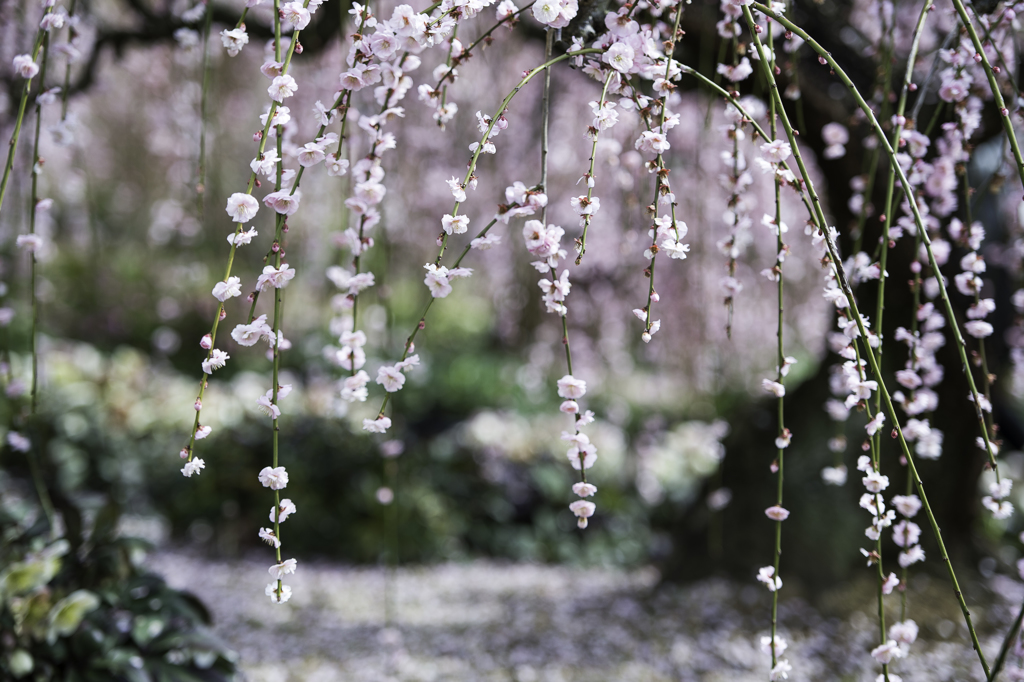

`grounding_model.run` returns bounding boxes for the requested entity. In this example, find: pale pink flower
[898,545,925,567]
[256,391,281,419]
[268,75,298,102]
[573,482,597,497]
[882,572,899,595]
[297,143,326,167]
[870,640,903,664]
[892,494,922,517]
[557,375,587,399]
[760,139,792,163]
[263,190,301,215]
[603,42,634,73]
[257,264,296,291]
[13,54,39,79]
[376,365,406,392]
[280,1,310,28]
[569,499,596,528]
[716,58,753,82]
